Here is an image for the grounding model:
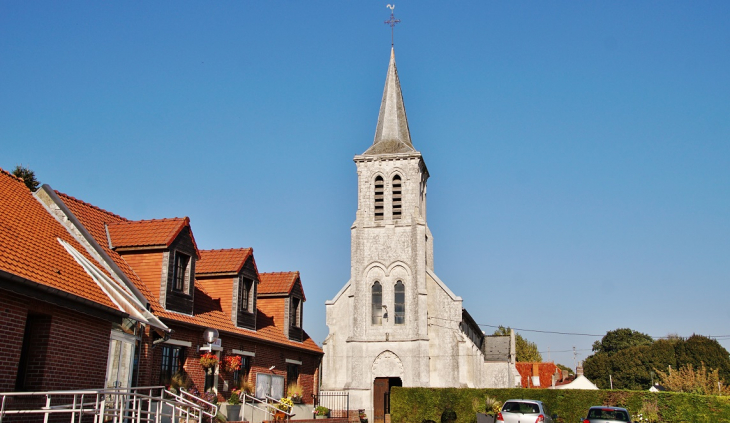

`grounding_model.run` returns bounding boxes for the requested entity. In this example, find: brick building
[0,167,323,403]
